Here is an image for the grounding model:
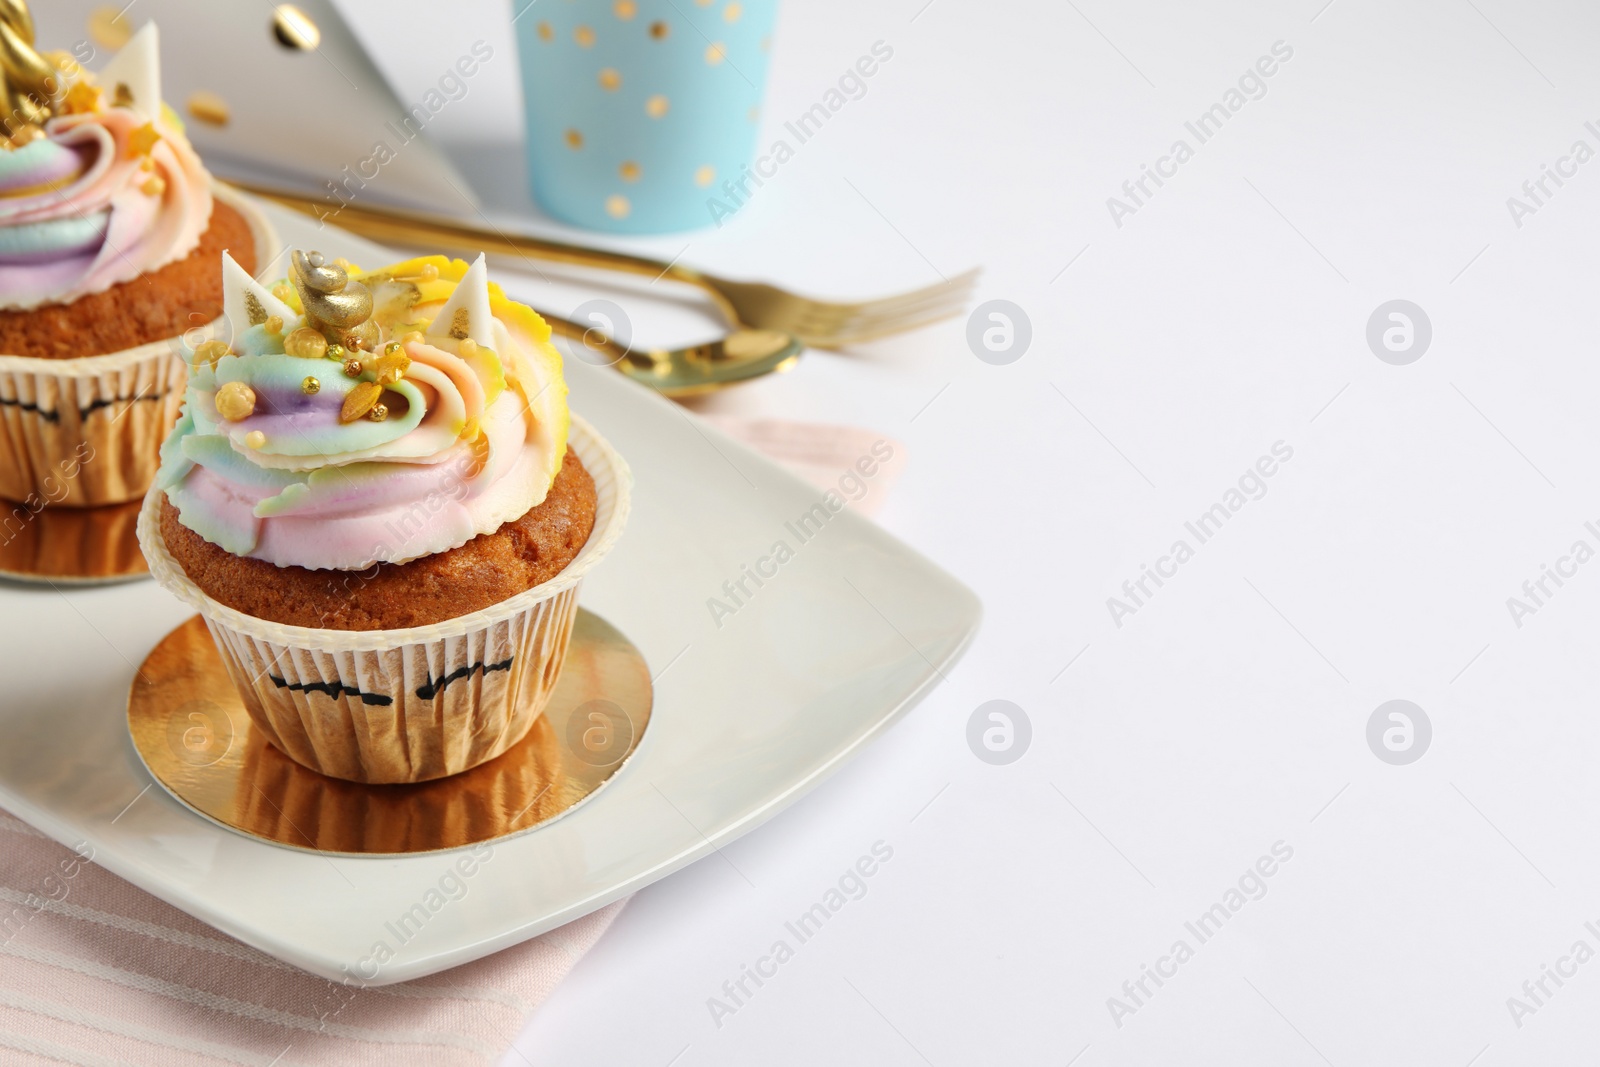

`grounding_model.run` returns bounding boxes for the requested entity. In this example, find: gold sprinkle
[402,330,425,345]
[646,95,669,118]
[126,123,160,158]
[284,327,328,359]
[87,6,133,50]
[215,381,257,421]
[264,315,284,335]
[244,430,267,450]
[186,90,230,127]
[705,42,726,65]
[271,281,295,303]
[615,0,637,18]
[371,350,410,385]
[113,83,134,108]
[367,403,389,422]
[575,24,595,46]
[384,341,402,355]
[450,308,470,340]
[620,161,640,182]
[139,156,154,172]
[459,338,479,357]
[605,194,630,219]
[272,4,322,50]
[649,20,669,39]
[419,263,439,281]
[466,424,491,476]
[301,376,321,395]
[342,358,363,377]
[243,292,267,327]
[191,339,231,367]
[599,68,621,91]
[341,381,383,423]
[725,2,742,22]
[326,343,346,362]
[61,80,101,116]
[537,20,553,41]
[565,127,584,149]
[140,175,165,197]
[695,165,716,187]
